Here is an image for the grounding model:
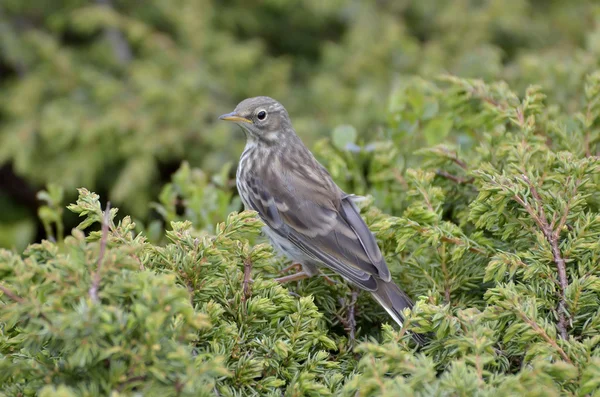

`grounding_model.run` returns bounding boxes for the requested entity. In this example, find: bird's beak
[218,111,252,124]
